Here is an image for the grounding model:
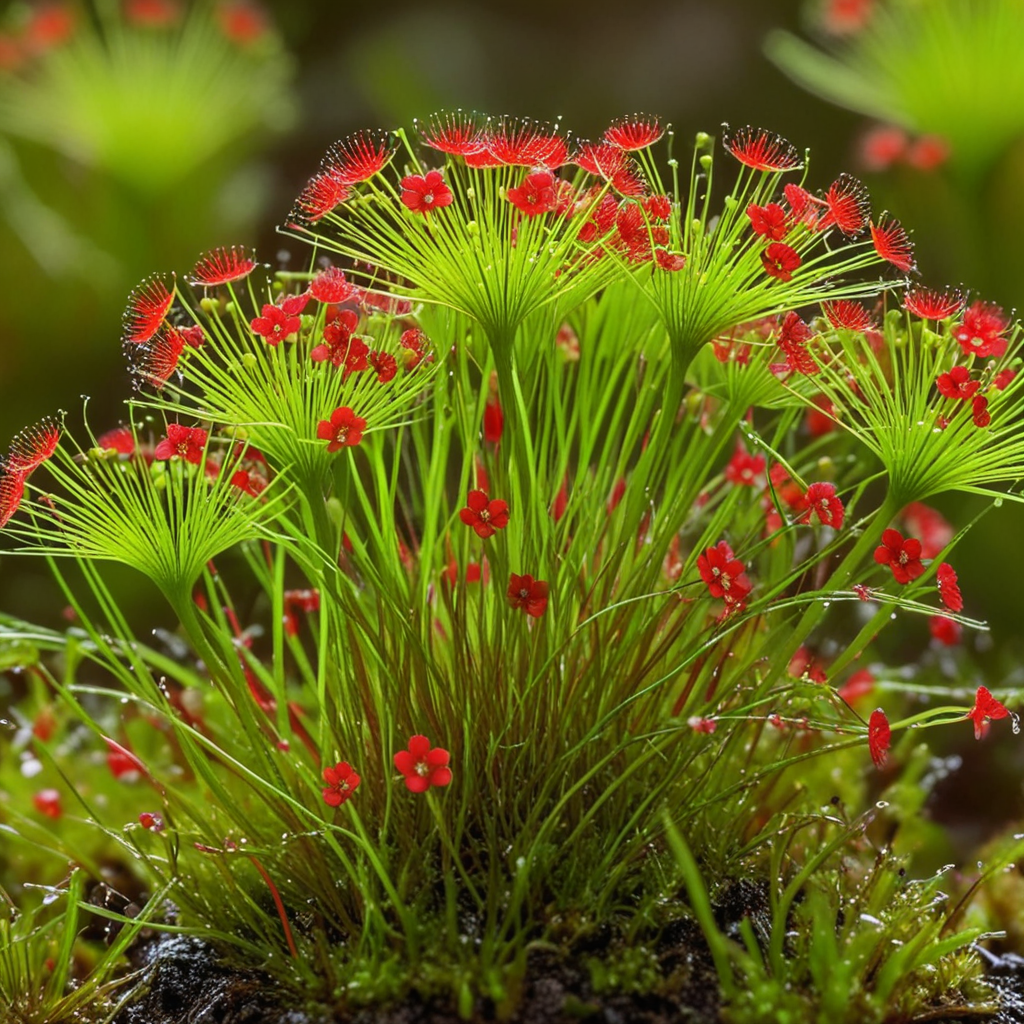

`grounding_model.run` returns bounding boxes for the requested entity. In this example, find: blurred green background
[0,0,1021,669]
